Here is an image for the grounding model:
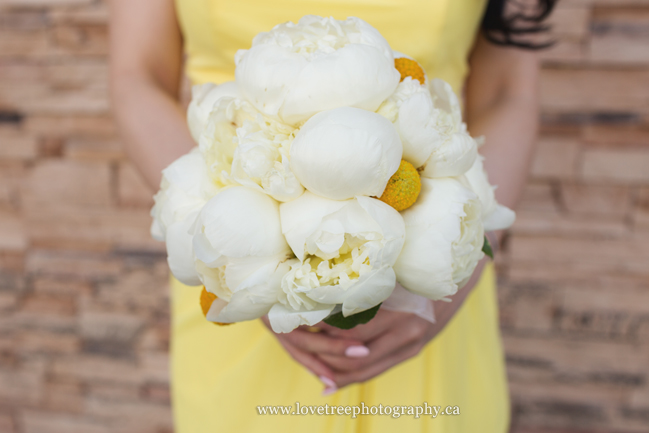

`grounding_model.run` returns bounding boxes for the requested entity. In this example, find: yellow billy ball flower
[199,286,232,326]
[394,58,426,85]
[378,160,421,211]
